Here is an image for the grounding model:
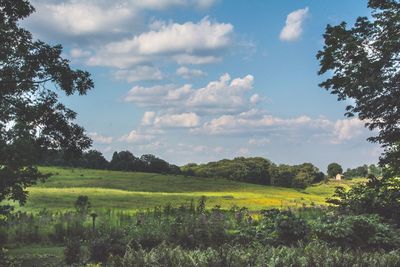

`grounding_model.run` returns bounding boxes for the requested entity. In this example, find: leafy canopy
[0,0,94,208]
[317,0,400,173]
